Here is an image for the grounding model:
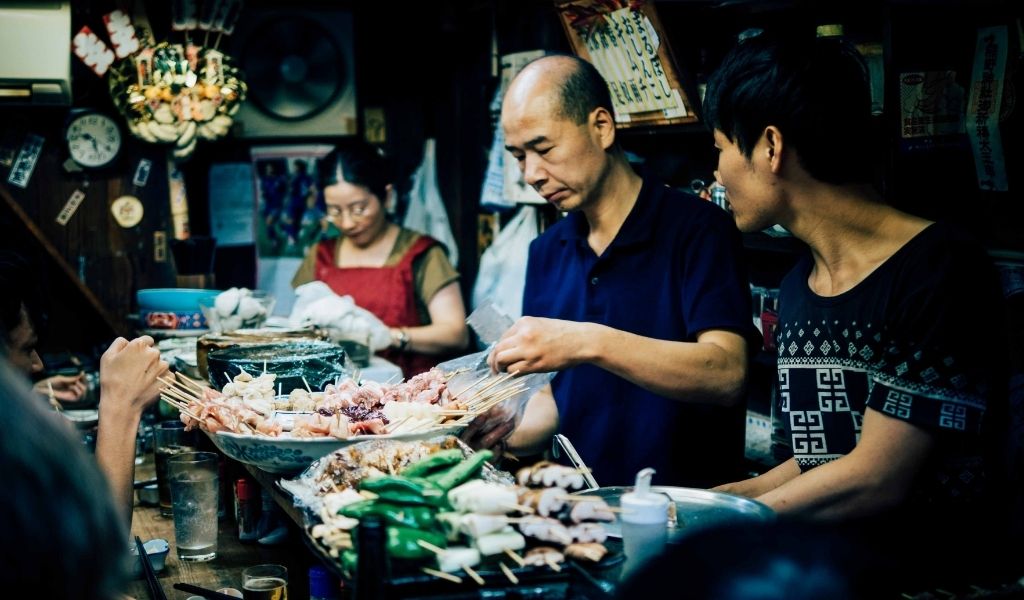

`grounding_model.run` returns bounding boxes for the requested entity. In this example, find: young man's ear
[763,126,784,173]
